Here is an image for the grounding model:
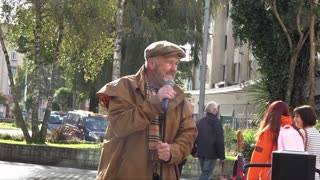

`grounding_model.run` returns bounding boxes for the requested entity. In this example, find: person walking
[293,105,320,180]
[247,100,303,180]
[96,40,198,180]
[195,101,225,180]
